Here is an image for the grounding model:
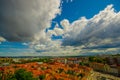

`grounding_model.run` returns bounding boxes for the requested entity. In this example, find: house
[90,62,119,76]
